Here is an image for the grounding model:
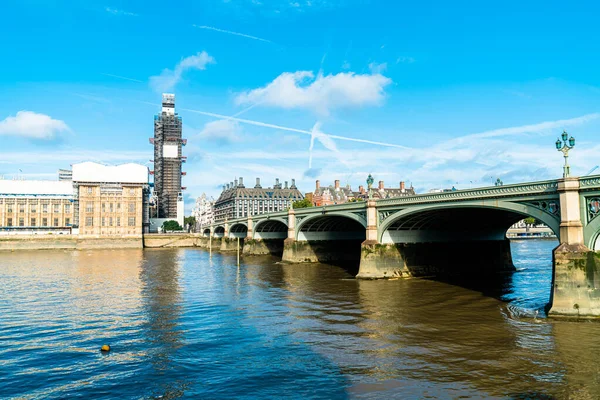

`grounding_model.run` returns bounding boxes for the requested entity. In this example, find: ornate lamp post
[556,130,576,178]
[366,174,374,200]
